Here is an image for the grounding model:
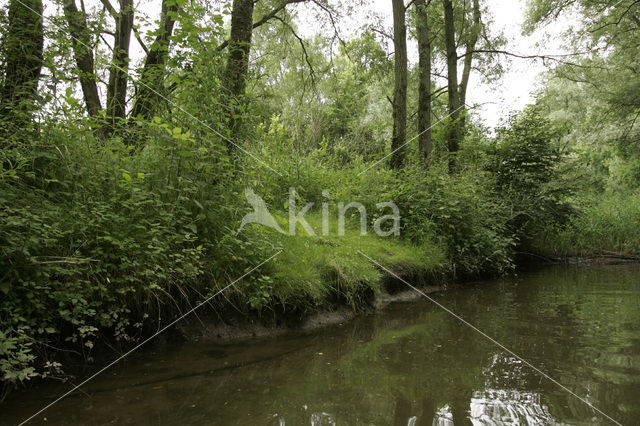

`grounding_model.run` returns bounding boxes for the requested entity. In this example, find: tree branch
[457,49,608,69]
[370,27,393,40]
[589,0,640,33]
[272,15,316,86]
[100,0,149,54]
